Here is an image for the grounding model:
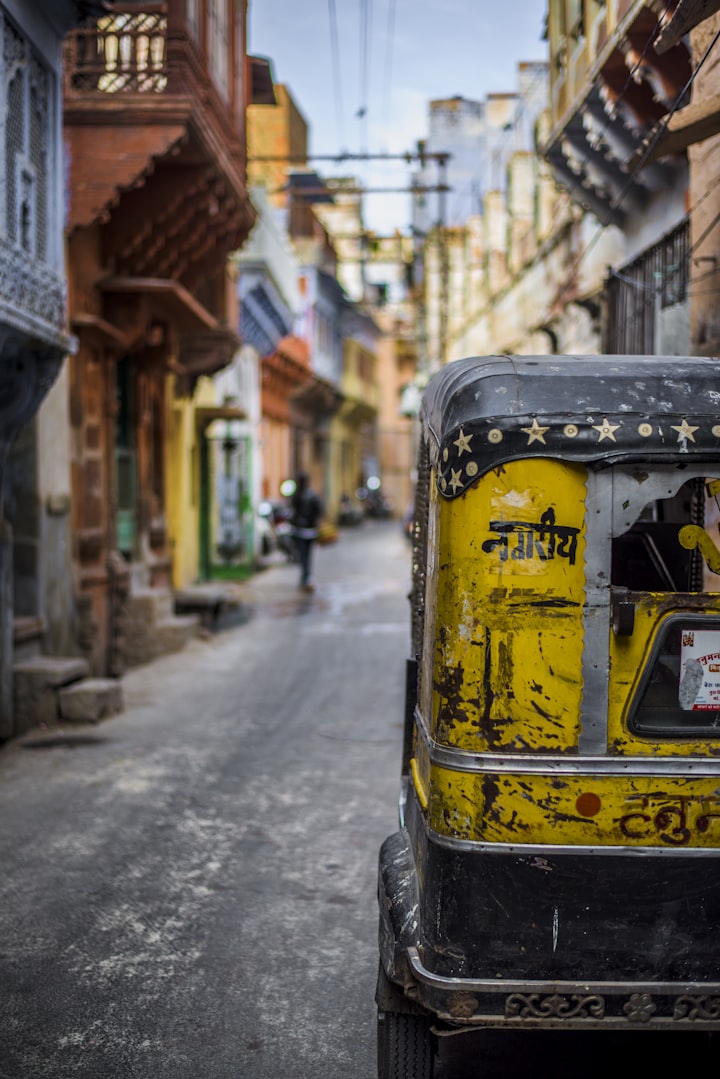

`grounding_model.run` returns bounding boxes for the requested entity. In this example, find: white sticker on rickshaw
[679,630,720,710]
